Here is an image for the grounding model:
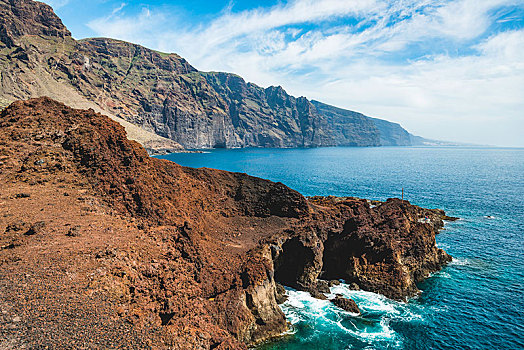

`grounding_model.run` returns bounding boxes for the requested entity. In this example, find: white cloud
[40,0,70,9]
[85,0,524,146]
[87,3,162,42]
